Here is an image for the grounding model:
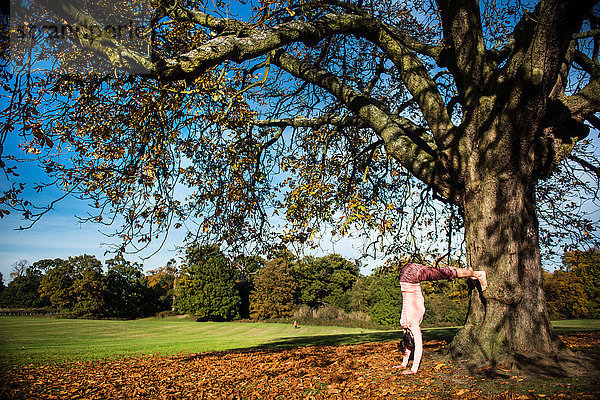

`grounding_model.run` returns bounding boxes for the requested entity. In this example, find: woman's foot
[466,267,478,281]
[474,270,488,291]
[401,369,416,375]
